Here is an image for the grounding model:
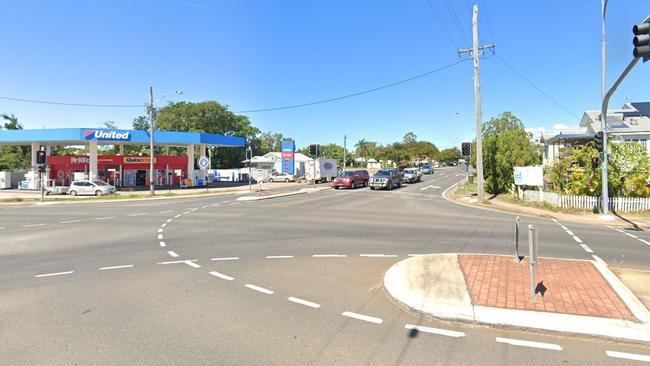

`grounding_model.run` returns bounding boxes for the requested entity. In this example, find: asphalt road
[1,166,649,365]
